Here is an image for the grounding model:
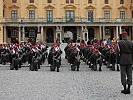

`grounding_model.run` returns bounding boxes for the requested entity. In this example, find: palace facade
[0,0,133,44]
